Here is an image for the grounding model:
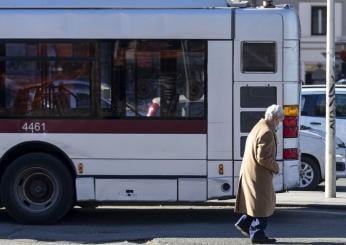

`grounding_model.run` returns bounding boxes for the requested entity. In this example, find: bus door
[232,9,284,194]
